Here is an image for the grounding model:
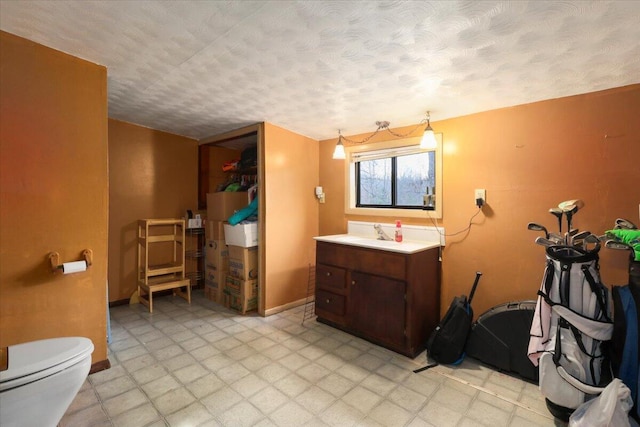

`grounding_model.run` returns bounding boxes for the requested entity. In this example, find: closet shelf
[140,234,184,244]
[142,262,185,277]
